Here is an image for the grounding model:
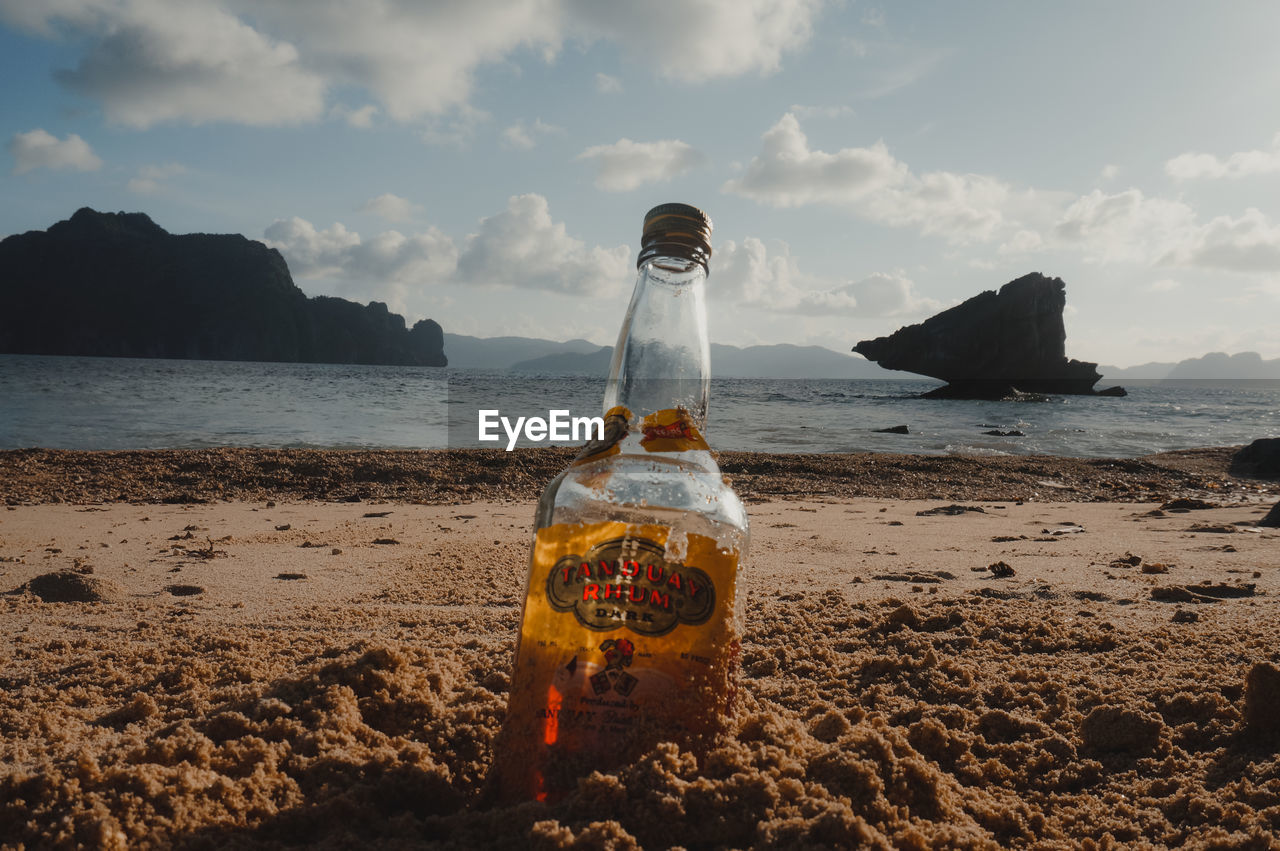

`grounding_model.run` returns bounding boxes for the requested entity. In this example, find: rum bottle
[488,203,749,802]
